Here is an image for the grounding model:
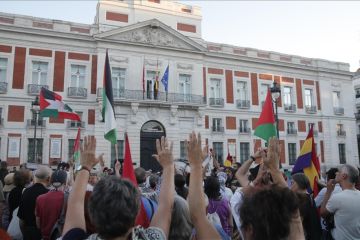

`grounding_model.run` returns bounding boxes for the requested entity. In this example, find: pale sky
[1,1,360,71]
